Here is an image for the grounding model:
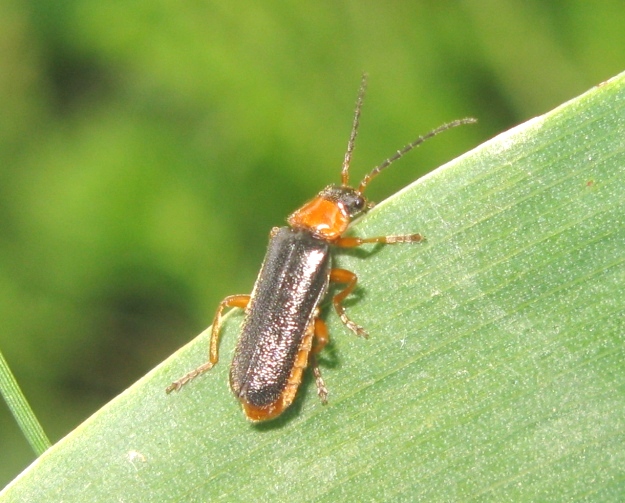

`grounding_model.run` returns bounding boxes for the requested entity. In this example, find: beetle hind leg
[166,294,250,393]
[165,361,214,393]
[310,357,328,404]
[311,317,330,403]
